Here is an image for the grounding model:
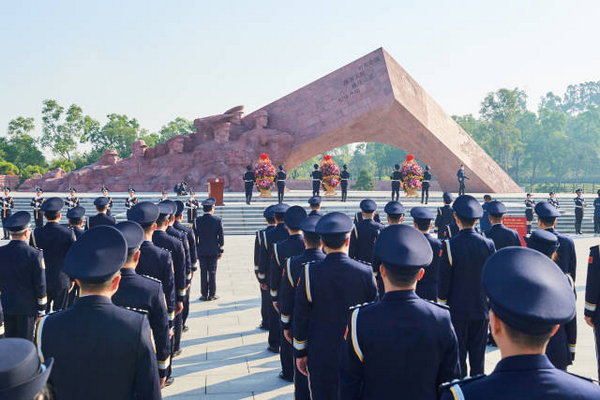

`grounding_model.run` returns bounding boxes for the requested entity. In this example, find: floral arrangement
[320,154,341,188]
[399,154,423,189]
[254,153,276,190]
